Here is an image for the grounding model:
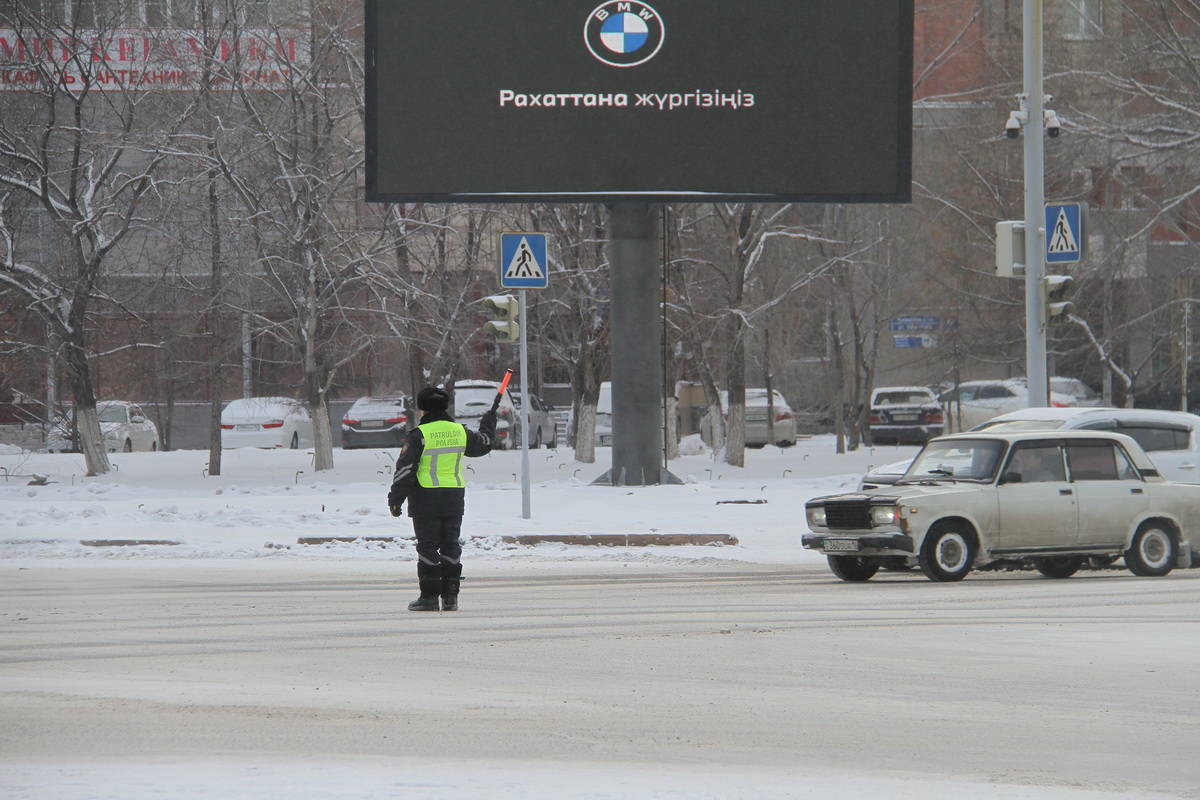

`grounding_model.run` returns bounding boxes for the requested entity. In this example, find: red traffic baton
[492,368,514,411]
